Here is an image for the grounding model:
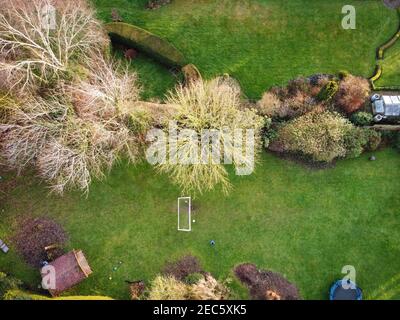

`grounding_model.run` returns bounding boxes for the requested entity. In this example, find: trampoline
[329,280,362,300]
